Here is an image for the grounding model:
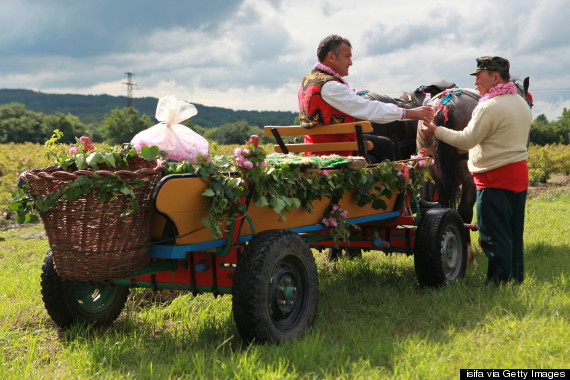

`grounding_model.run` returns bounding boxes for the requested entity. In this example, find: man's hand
[405,106,434,123]
[420,121,438,137]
